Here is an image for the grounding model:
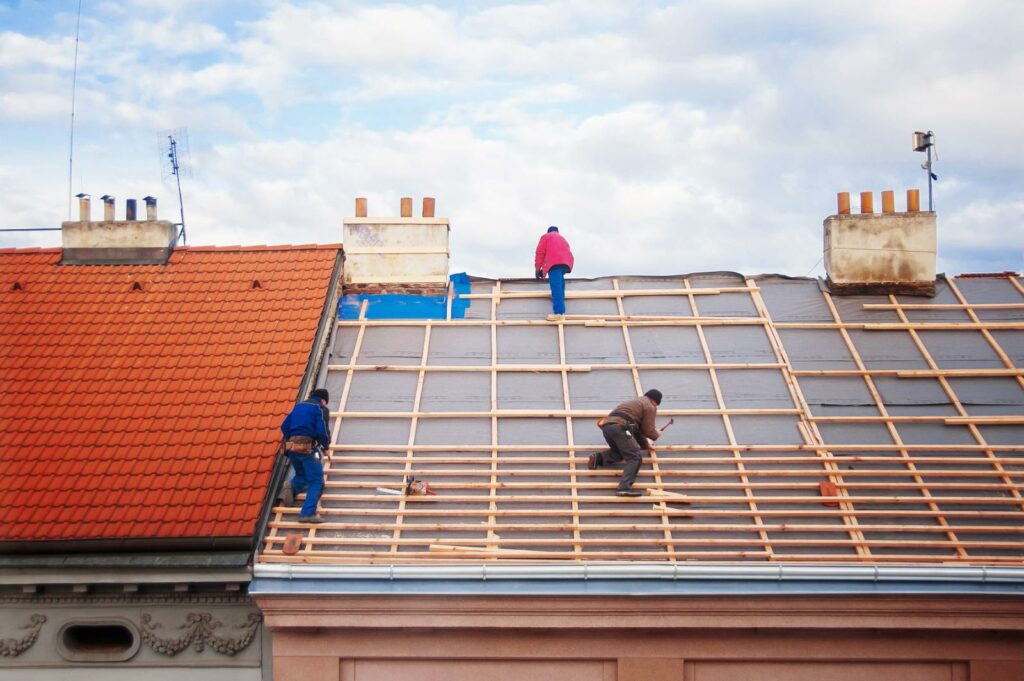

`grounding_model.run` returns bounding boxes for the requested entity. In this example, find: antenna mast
[160,128,191,245]
[67,0,84,220]
[912,130,937,211]
[167,135,186,244]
